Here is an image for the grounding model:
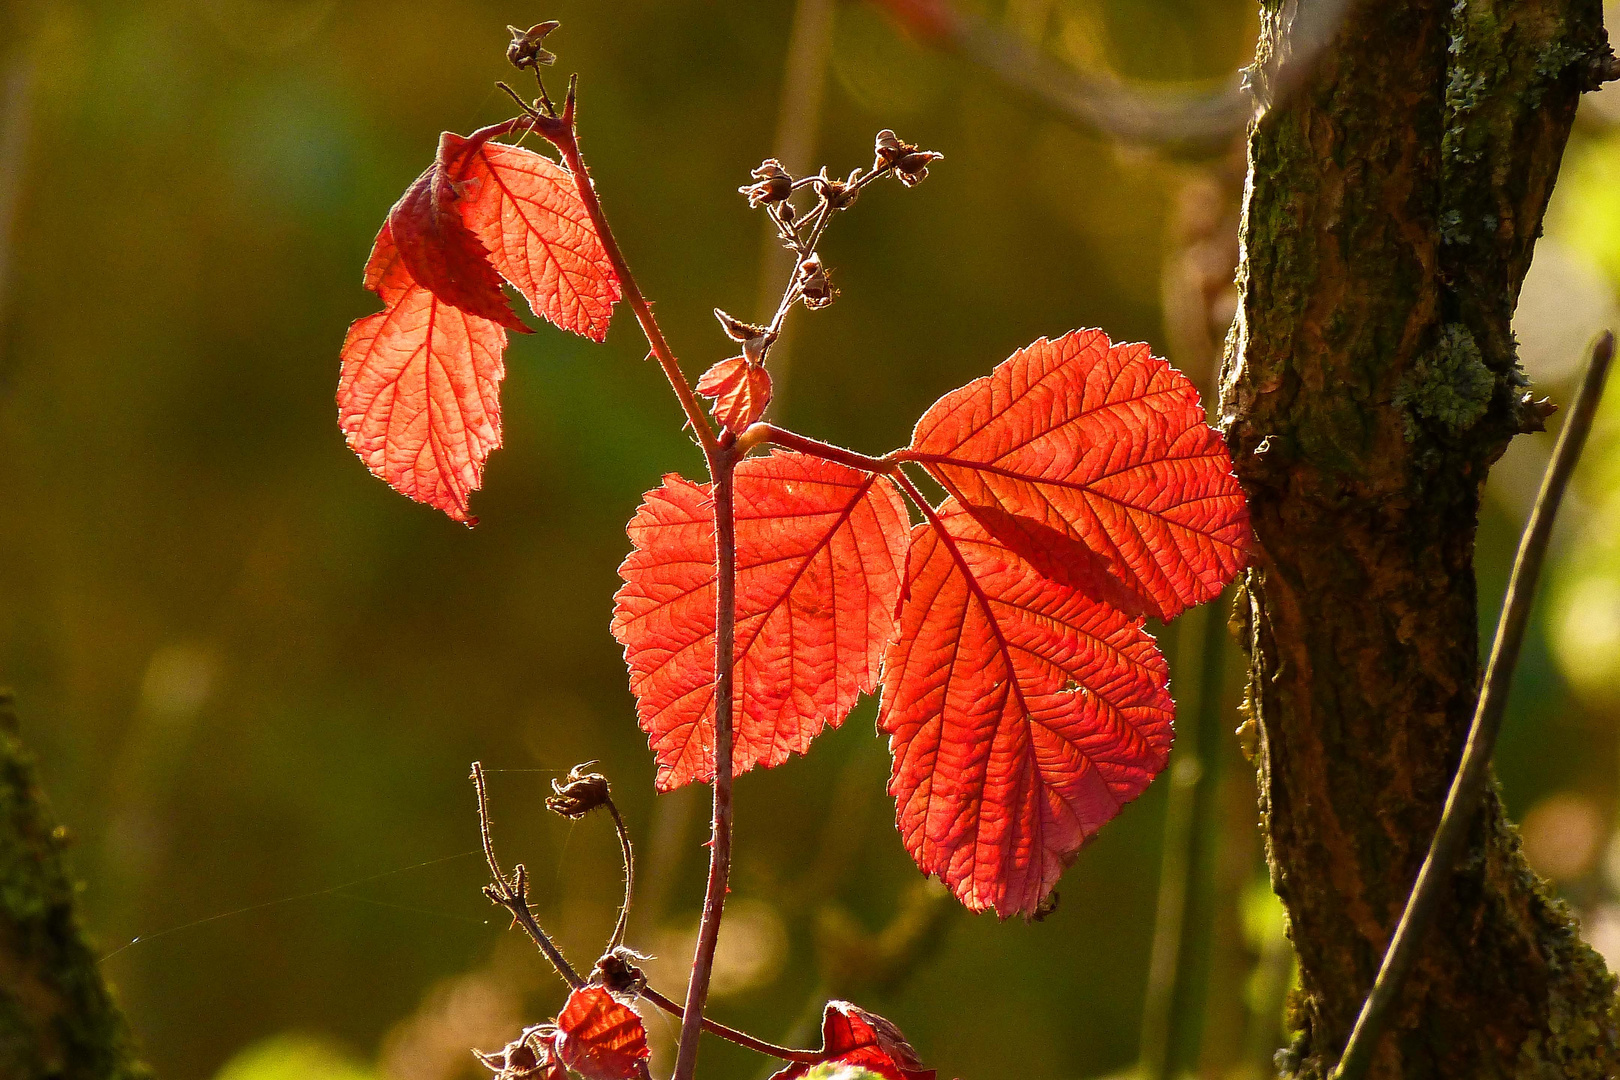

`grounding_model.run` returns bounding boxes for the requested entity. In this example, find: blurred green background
[2,2,1619,1079]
